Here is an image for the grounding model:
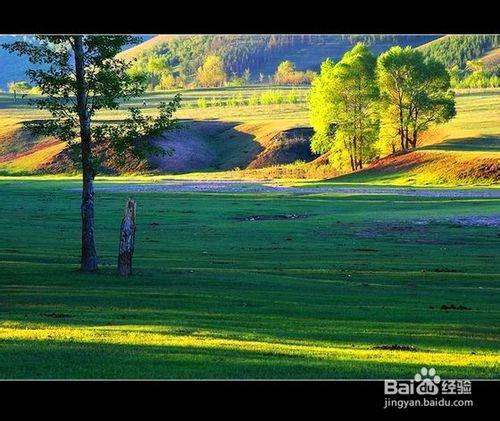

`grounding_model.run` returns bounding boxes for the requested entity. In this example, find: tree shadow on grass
[419,135,500,153]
